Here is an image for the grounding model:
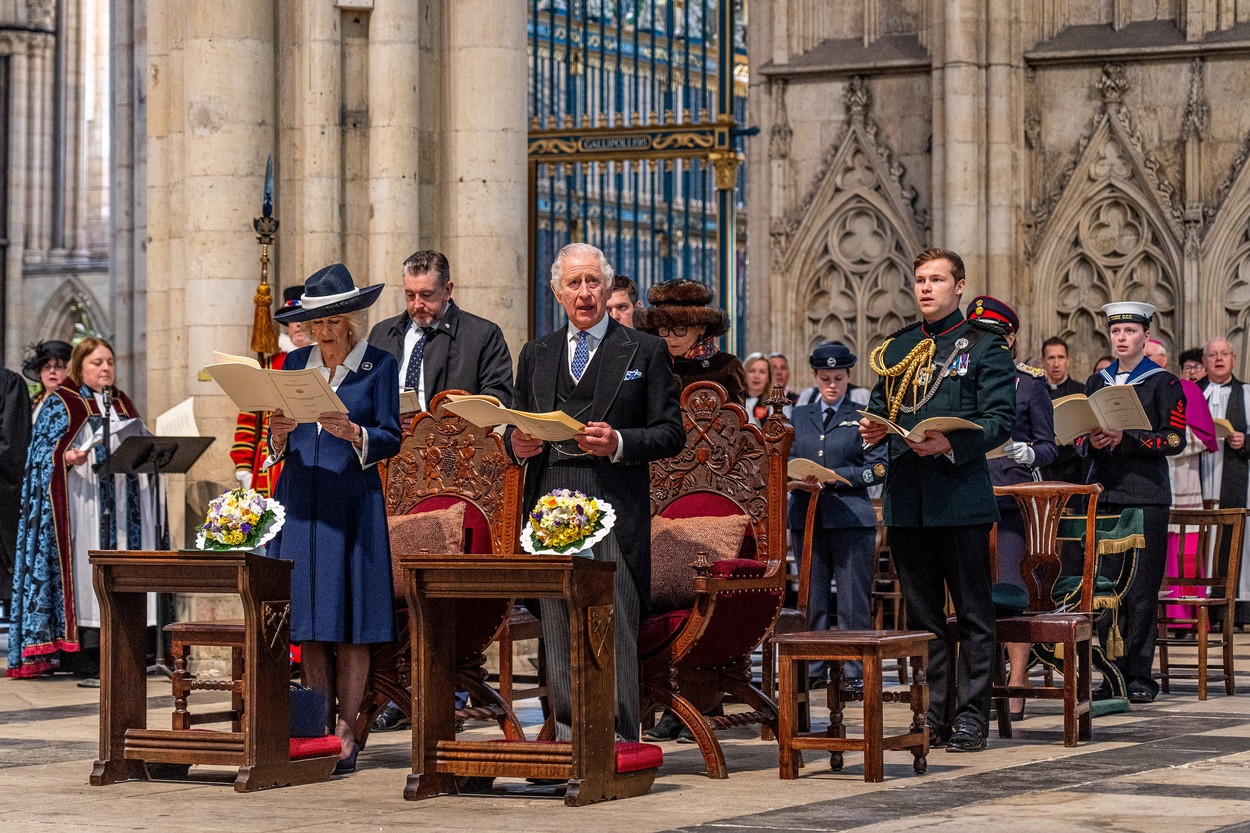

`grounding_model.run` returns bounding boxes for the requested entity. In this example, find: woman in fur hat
[636,279,747,405]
